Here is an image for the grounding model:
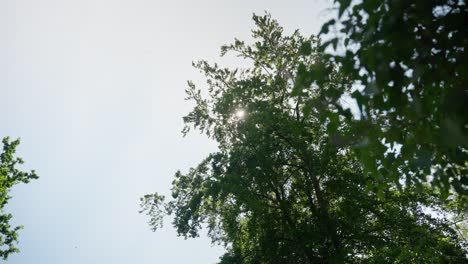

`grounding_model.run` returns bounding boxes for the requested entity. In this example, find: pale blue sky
[1,1,331,263]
